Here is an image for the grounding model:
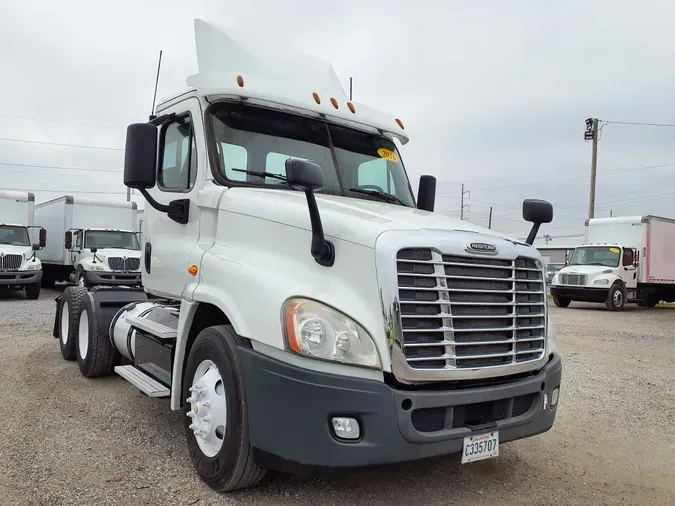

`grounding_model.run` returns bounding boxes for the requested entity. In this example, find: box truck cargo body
[0,190,46,299]
[550,215,675,309]
[35,196,141,288]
